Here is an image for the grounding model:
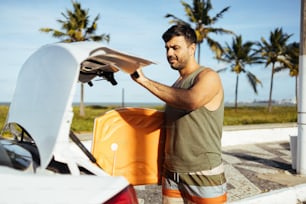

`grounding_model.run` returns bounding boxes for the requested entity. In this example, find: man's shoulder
[198,67,219,78]
[199,66,216,72]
